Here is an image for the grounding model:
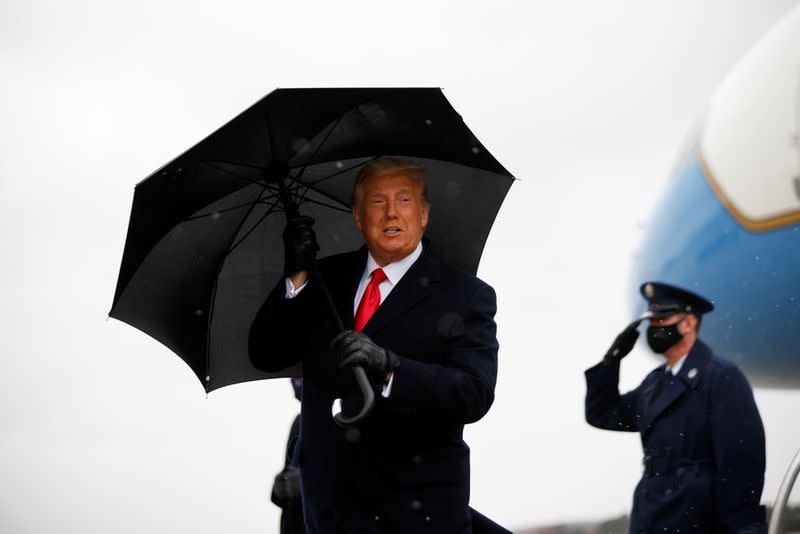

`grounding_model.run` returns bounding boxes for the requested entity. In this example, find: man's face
[353,172,429,266]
